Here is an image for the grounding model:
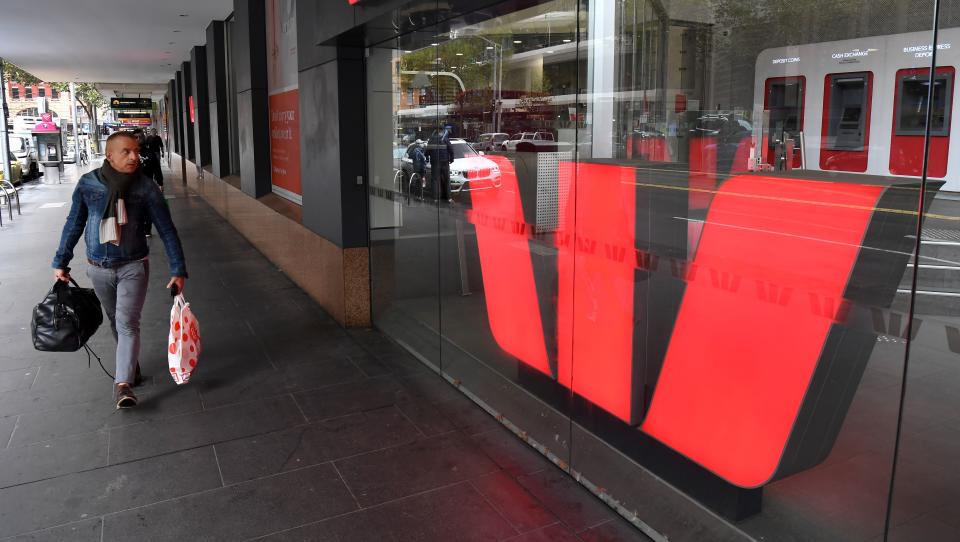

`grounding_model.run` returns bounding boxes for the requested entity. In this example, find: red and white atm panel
[755,29,958,190]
